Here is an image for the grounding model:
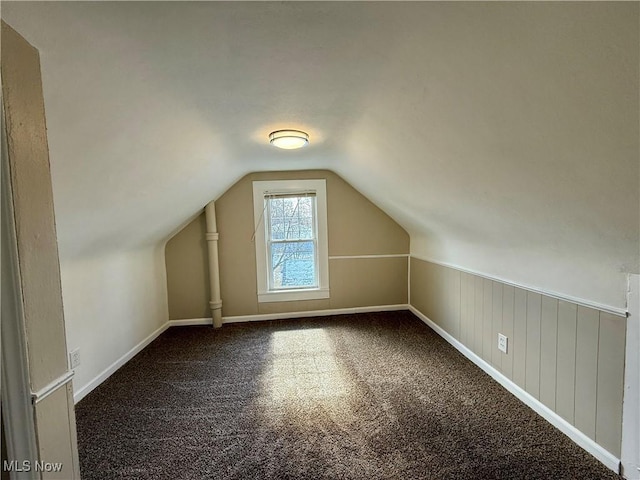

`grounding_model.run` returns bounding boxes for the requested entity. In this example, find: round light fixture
[269,130,309,149]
